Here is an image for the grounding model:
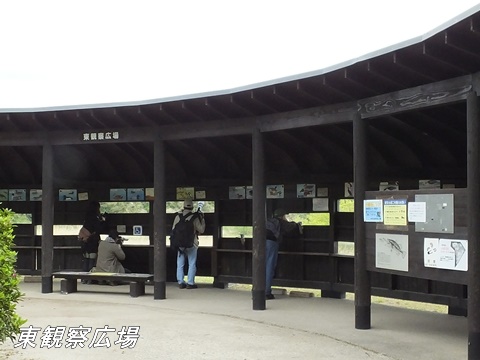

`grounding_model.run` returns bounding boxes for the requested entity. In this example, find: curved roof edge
[2,4,480,114]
